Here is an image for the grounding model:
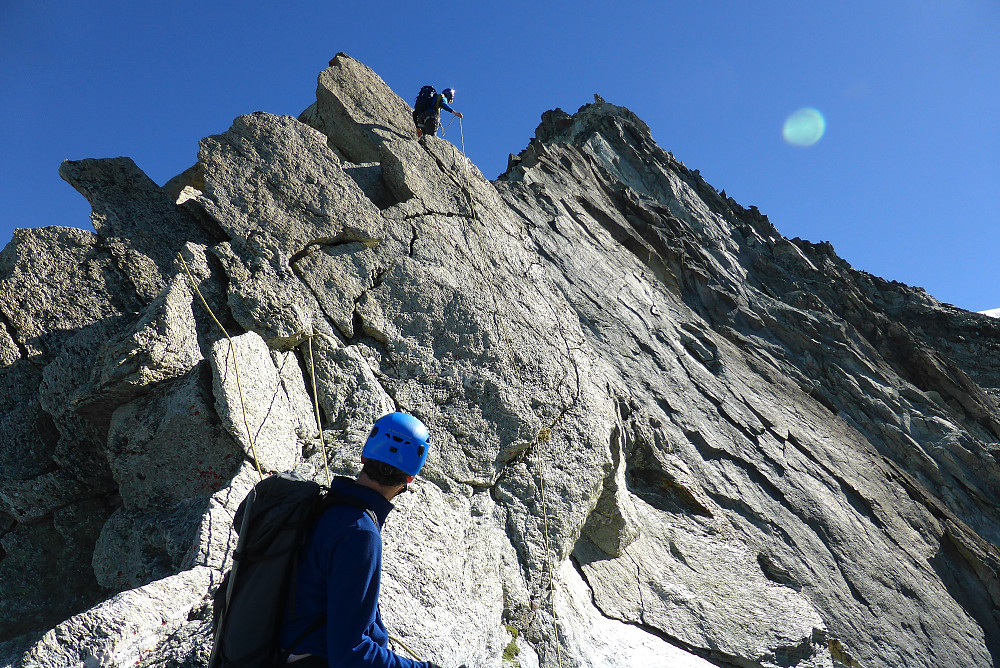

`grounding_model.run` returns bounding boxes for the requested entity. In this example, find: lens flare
[783,108,826,147]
